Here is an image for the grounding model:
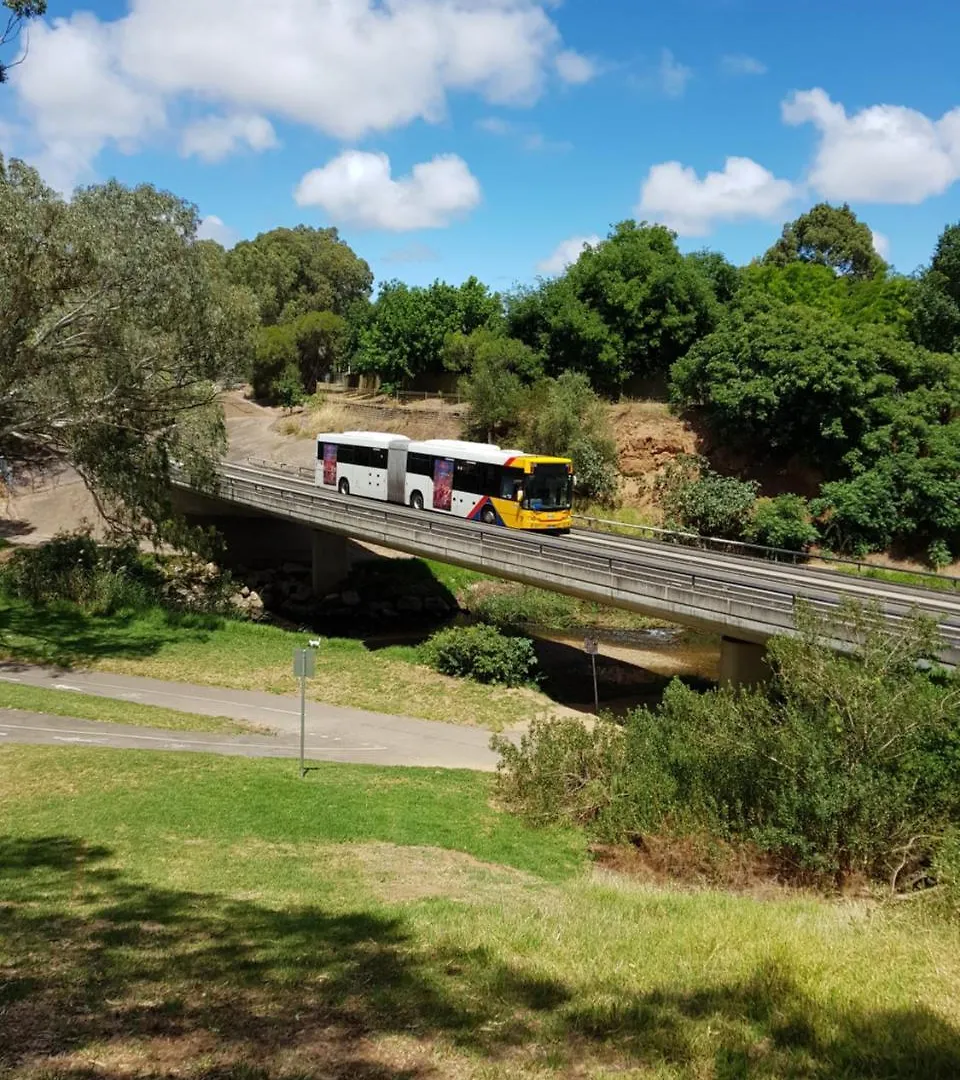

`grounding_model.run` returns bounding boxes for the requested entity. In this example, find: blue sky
[3,0,960,291]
